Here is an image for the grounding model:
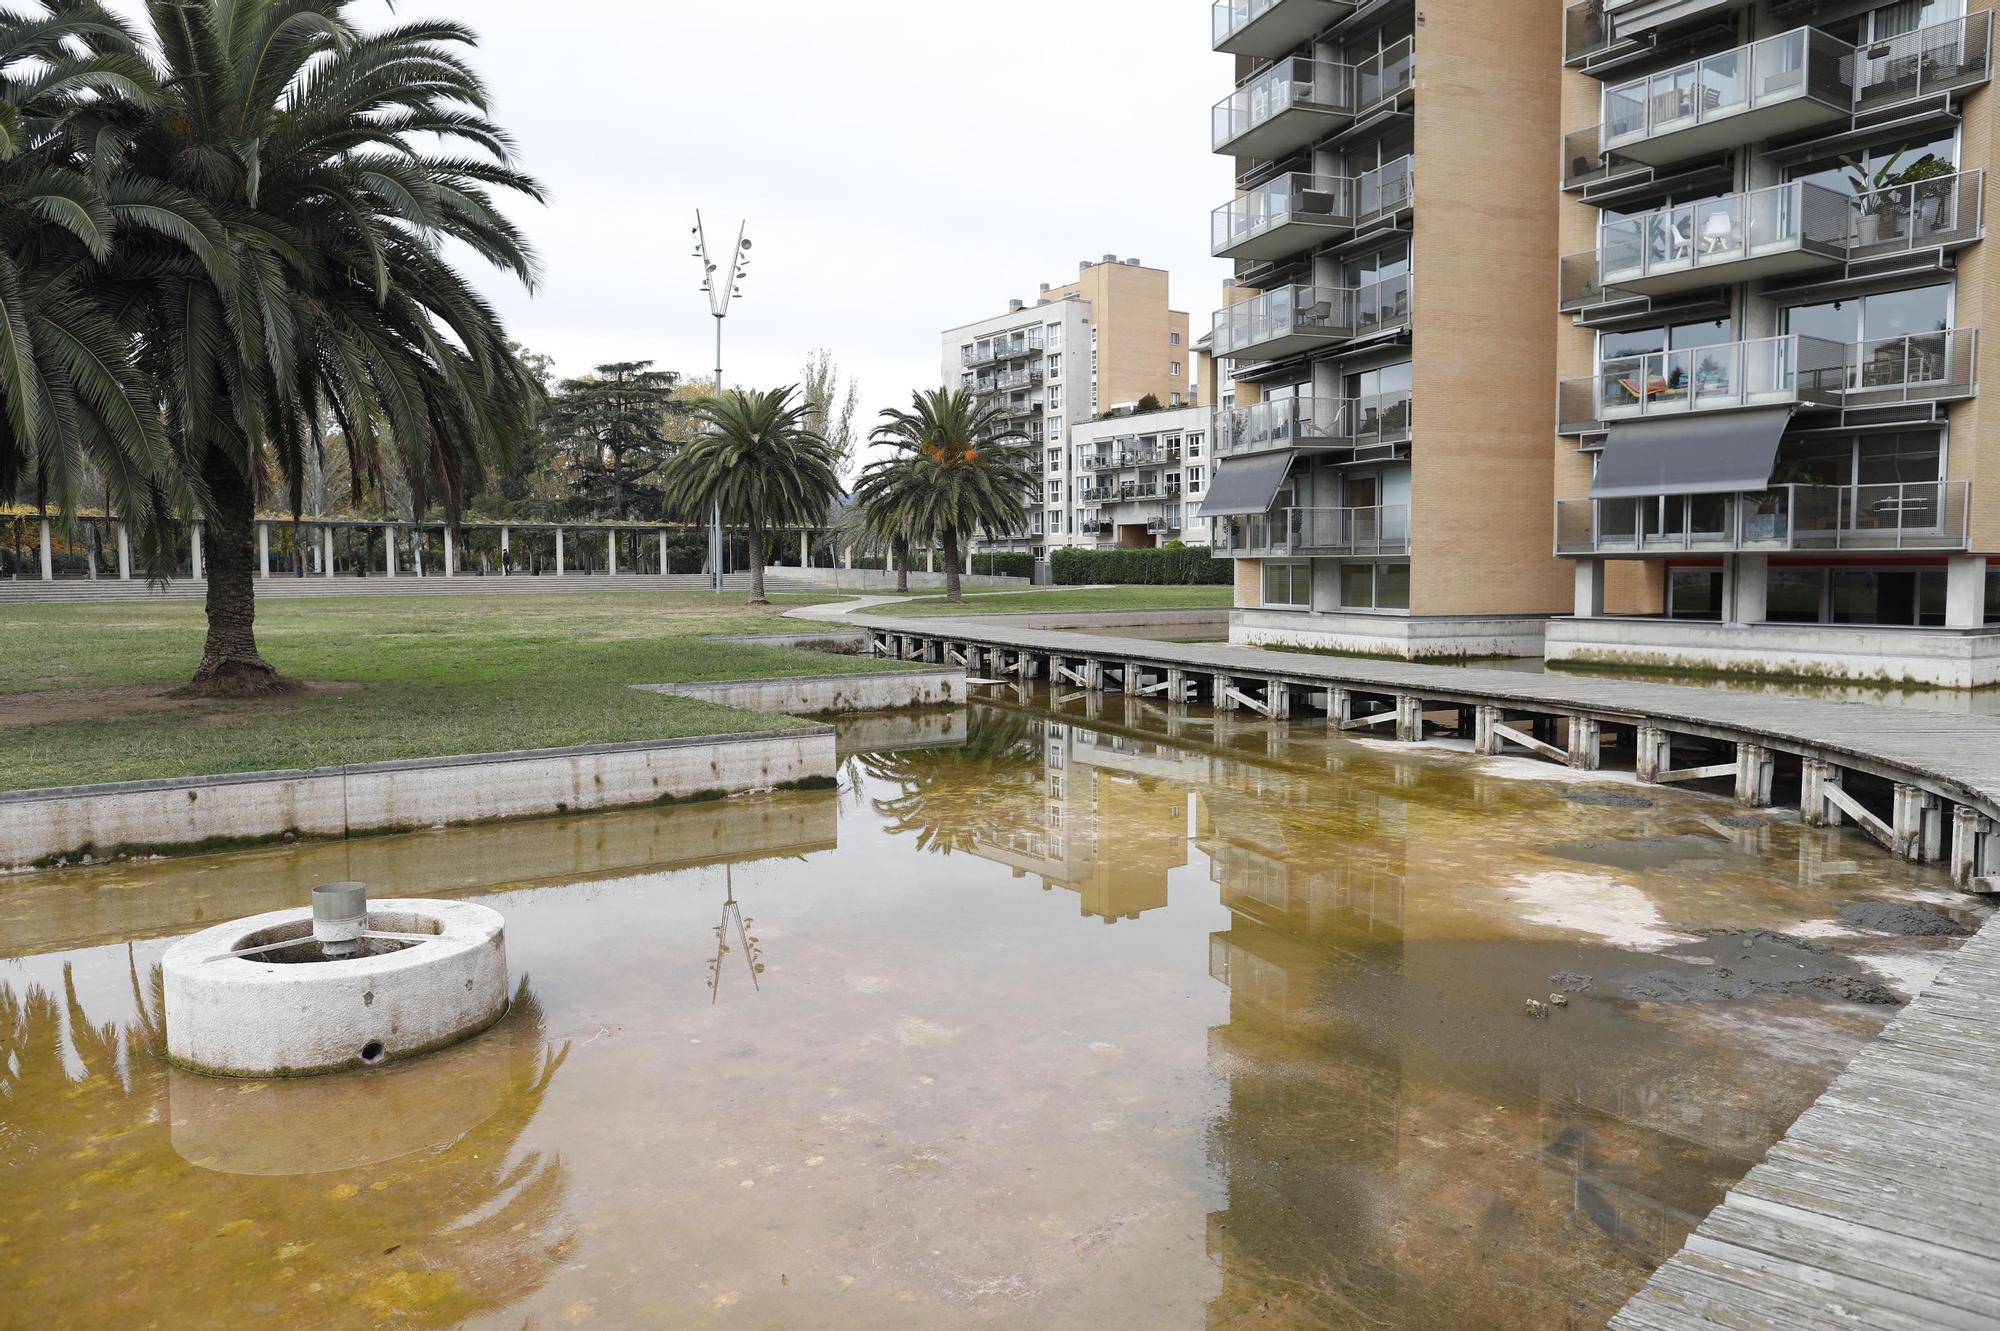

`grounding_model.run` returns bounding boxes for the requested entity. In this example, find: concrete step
[0,572,822,604]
